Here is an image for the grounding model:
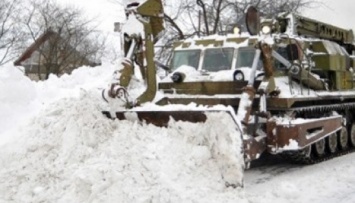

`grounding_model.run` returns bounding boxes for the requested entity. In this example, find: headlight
[233,71,244,81]
[233,26,241,35]
[261,25,271,35]
[171,72,185,83]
